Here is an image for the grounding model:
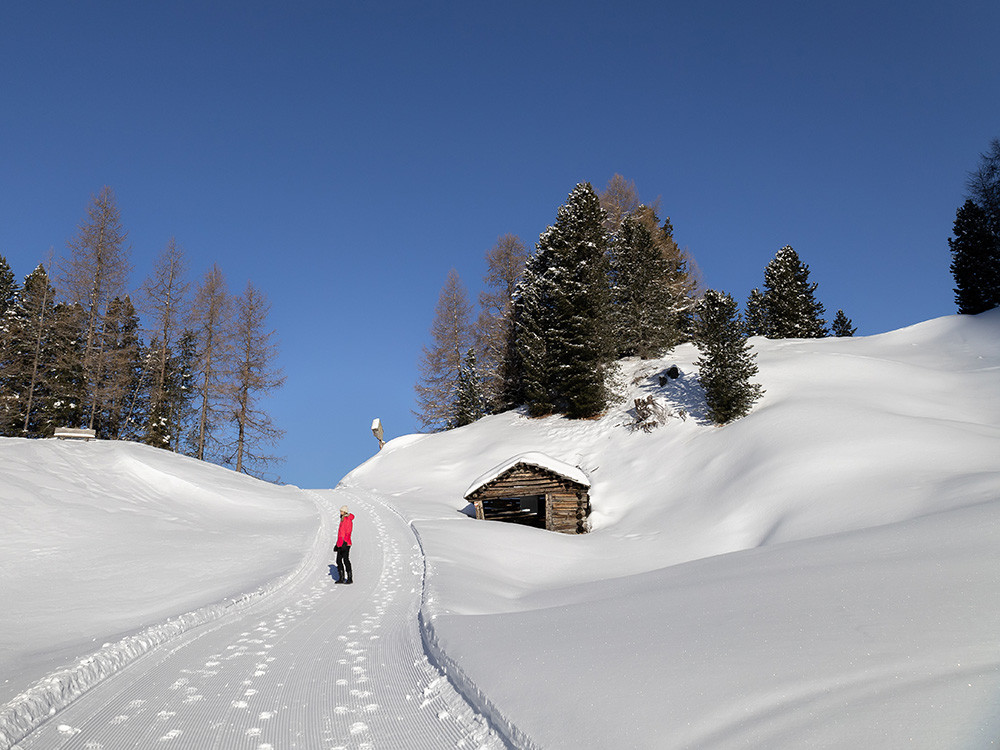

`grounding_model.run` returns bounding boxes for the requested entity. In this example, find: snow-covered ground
[2,310,999,748]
